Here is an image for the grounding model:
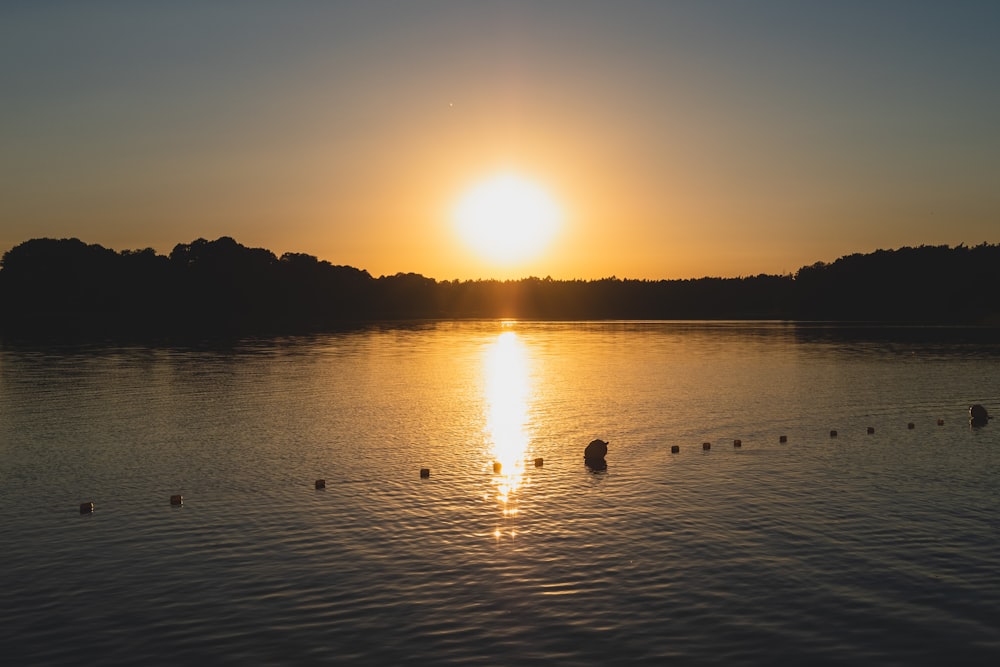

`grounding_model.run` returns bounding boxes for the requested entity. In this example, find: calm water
[1,321,998,665]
